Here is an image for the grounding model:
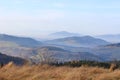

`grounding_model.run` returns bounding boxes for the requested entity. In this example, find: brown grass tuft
[109,63,117,72]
